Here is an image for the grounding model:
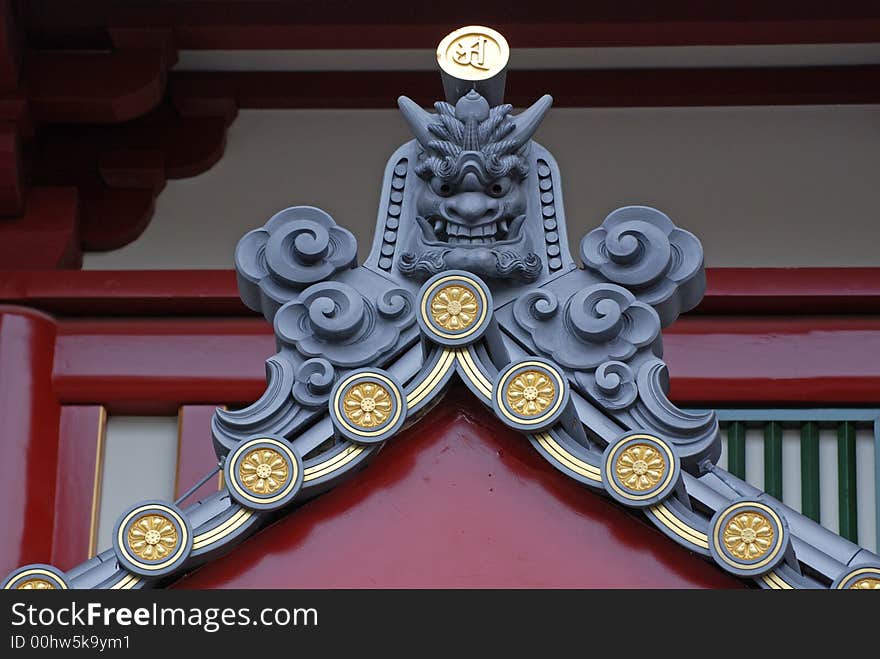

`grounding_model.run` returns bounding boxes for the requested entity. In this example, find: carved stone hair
[398,90,553,181]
